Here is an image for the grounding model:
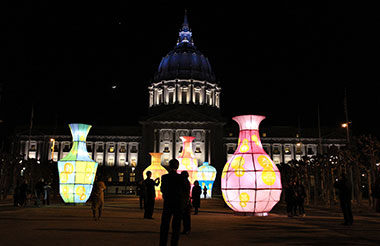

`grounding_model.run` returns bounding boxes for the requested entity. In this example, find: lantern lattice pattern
[221,115,282,215]
[177,136,198,185]
[58,124,98,203]
[143,153,168,199]
[197,162,217,198]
